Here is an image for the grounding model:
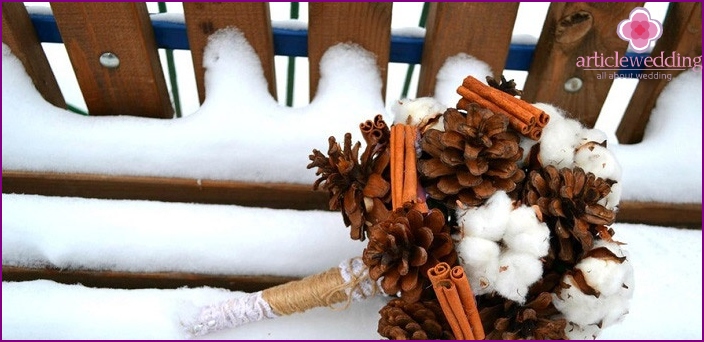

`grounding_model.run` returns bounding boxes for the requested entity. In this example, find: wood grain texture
[616,2,702,144]
[50,2,172,118]
[2,2,66,108]
[183,2,277,104]
[3,171,700,228]
[1,266,298,293]
[416,2,519,98]
[522,2,643,127]
[308,2,391,101]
